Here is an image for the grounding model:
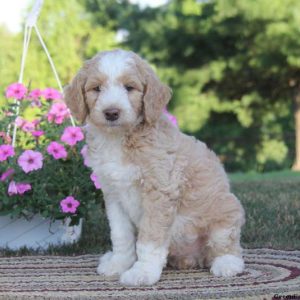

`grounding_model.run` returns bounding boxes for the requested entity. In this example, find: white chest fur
[86,125,143,226]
